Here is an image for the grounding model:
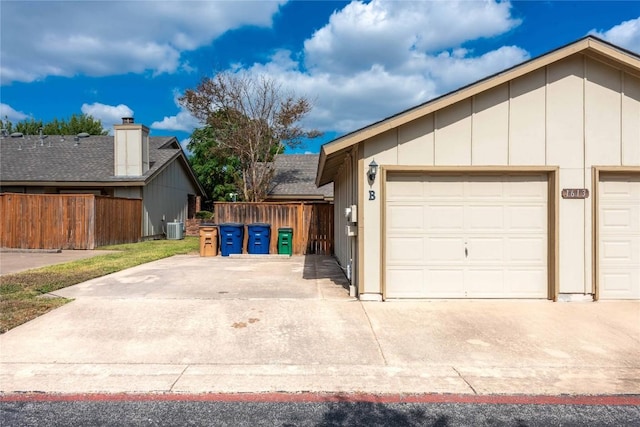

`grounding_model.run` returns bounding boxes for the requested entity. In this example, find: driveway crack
[452,366,477,395]
[169,365,190,392]
[361,303,388,366]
